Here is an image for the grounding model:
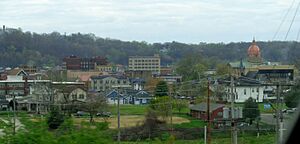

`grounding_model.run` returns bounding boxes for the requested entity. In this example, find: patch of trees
[243,97,260,125]
[0,28,299,68]
[284,81,300,108]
